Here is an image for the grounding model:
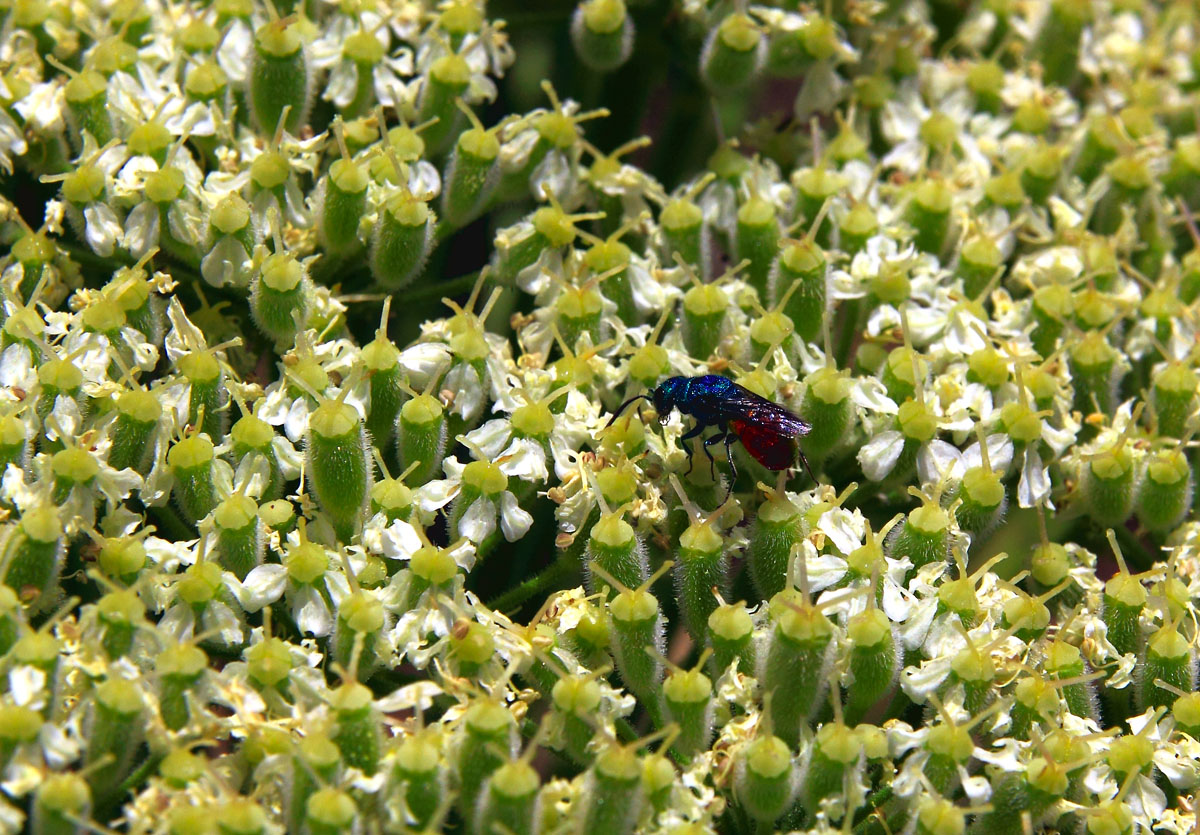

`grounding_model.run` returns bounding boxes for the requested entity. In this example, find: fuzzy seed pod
[1139,625,1197,712]
[250,253,311,346]
[700,13,765,92]
[214,494,264,580]
[887,488,951,574]
[605,562,670,707]
[230,415,283,502]
[397,392,447,486]
[393,731,446,830]
[770,239,826,344]
[457,701,517,832]
[735,734,794,823]
[416,54,471,155]
[95,590,141,661]
[747,492,805,602]
[305,788,357,835]
[708,602,755,677]
[332,591,385,675]
[248,19,310,135]
[32,773,92,835]
[571,0,634,72]
[1137,448,1192,531]
[2,504,65,614]
[371,191,436,290]
[156,644,206,731]
[478,759,540,835]
[662,660,714,758]
[734,197,780,300]
[331,682,381,776]
[85,678,144,808]
[585,511,647,598]
[763,590,834,746]
[442,102,501,228]
[107,389,161,474]
[168,435,218,524]
[801,720,859,816]
[578,744,644,835]
[843,607,900,723]
[681,282,728,361]
[307,400,372,543]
